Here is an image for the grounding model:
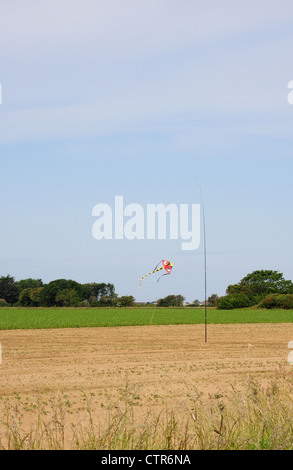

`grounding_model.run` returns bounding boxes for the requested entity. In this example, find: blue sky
[0,0,293,302]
